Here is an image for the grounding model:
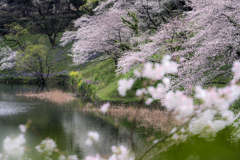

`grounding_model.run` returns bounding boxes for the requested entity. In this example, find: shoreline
[0,75,69,85]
